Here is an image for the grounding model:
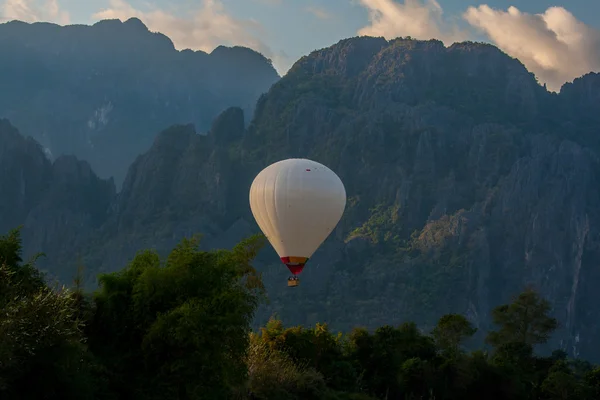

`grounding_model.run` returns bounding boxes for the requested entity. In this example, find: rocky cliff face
[4,37,600,361]
[238,38,600,359]
[0,119,115,279]
[0,18,279,186]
